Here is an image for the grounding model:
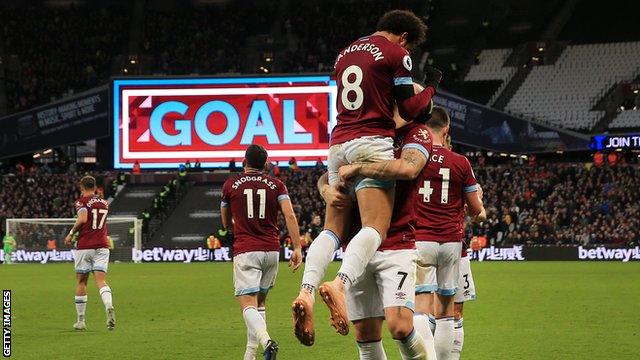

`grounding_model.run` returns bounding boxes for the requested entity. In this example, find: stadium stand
[1,4,130,112]
[608,110,640,129]
[141,0,275,75]
[464,49,516,105]
[108,185,160,217]
[505,42,640,130]
[150,185,221,247]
